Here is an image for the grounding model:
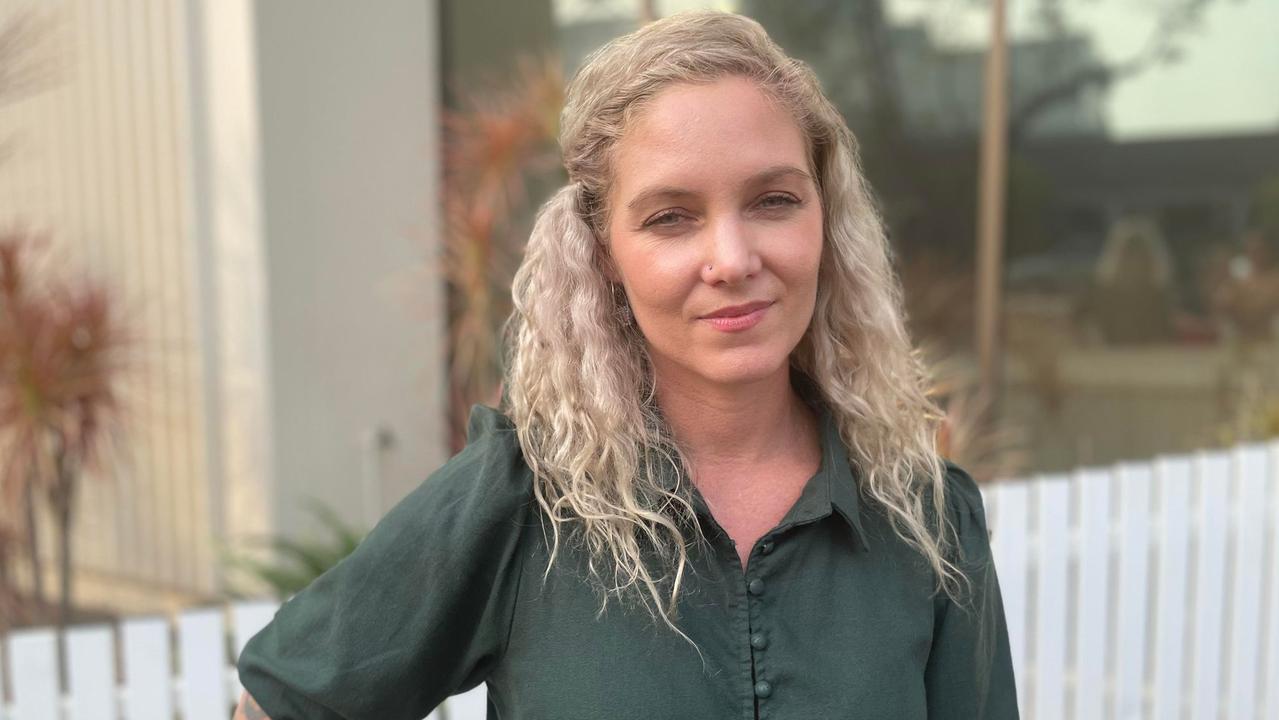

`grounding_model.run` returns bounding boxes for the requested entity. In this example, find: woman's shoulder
[939,459,987,527]
[400,404,535,528]
[937,459,995,567]
[451,403,528,478]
